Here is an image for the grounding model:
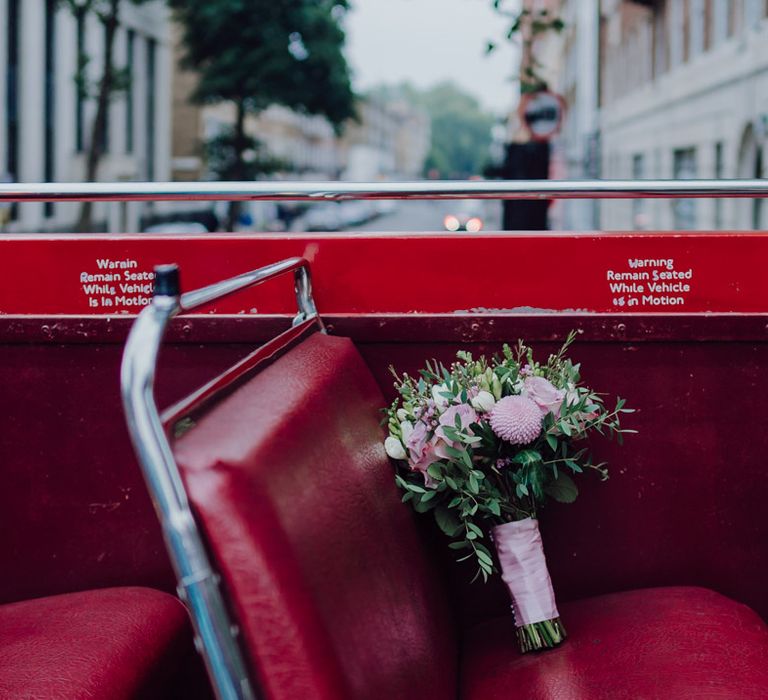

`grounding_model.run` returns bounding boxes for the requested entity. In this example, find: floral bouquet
[384,333,633,653]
